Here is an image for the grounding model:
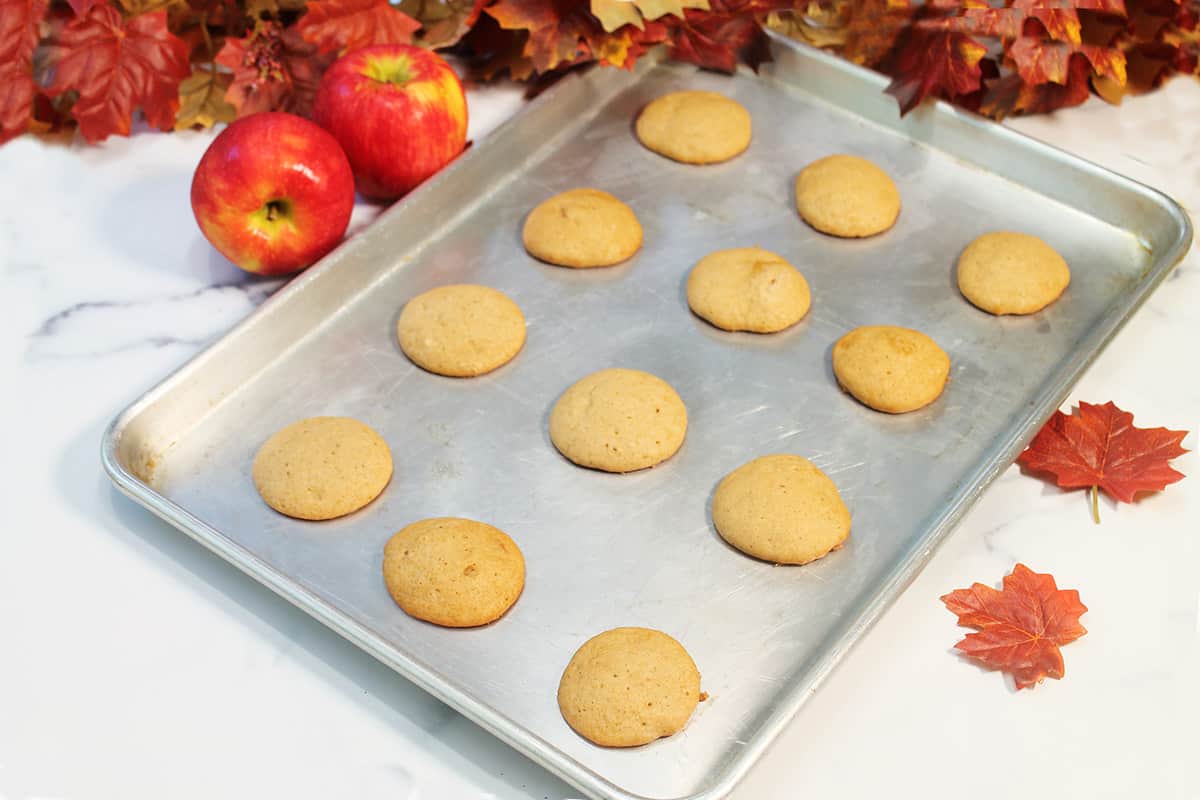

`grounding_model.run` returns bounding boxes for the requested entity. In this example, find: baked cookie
[549,368,687,473]
[252,416,392,520]
[557,627,702,747]
[686,247,811,333]
[795,154,900,238]
[397,284,526,377]
[382,517,525,628]
[832,325,950,414]
[712,454,850,565]
[957,231,1070,315]
[635,90,752,165]
[522,189,642,268]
